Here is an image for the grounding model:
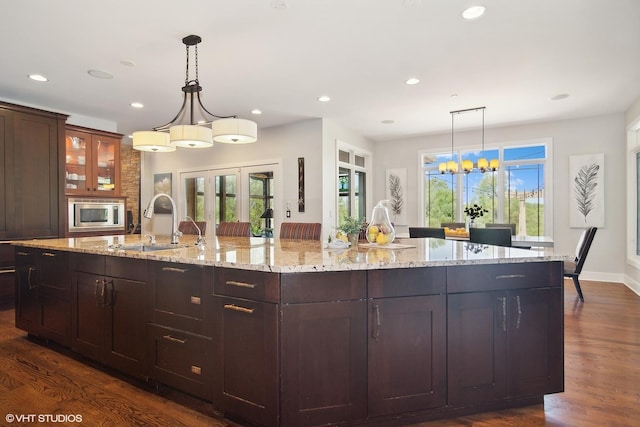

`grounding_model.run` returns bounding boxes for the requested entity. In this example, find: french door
[181,163,280,237]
